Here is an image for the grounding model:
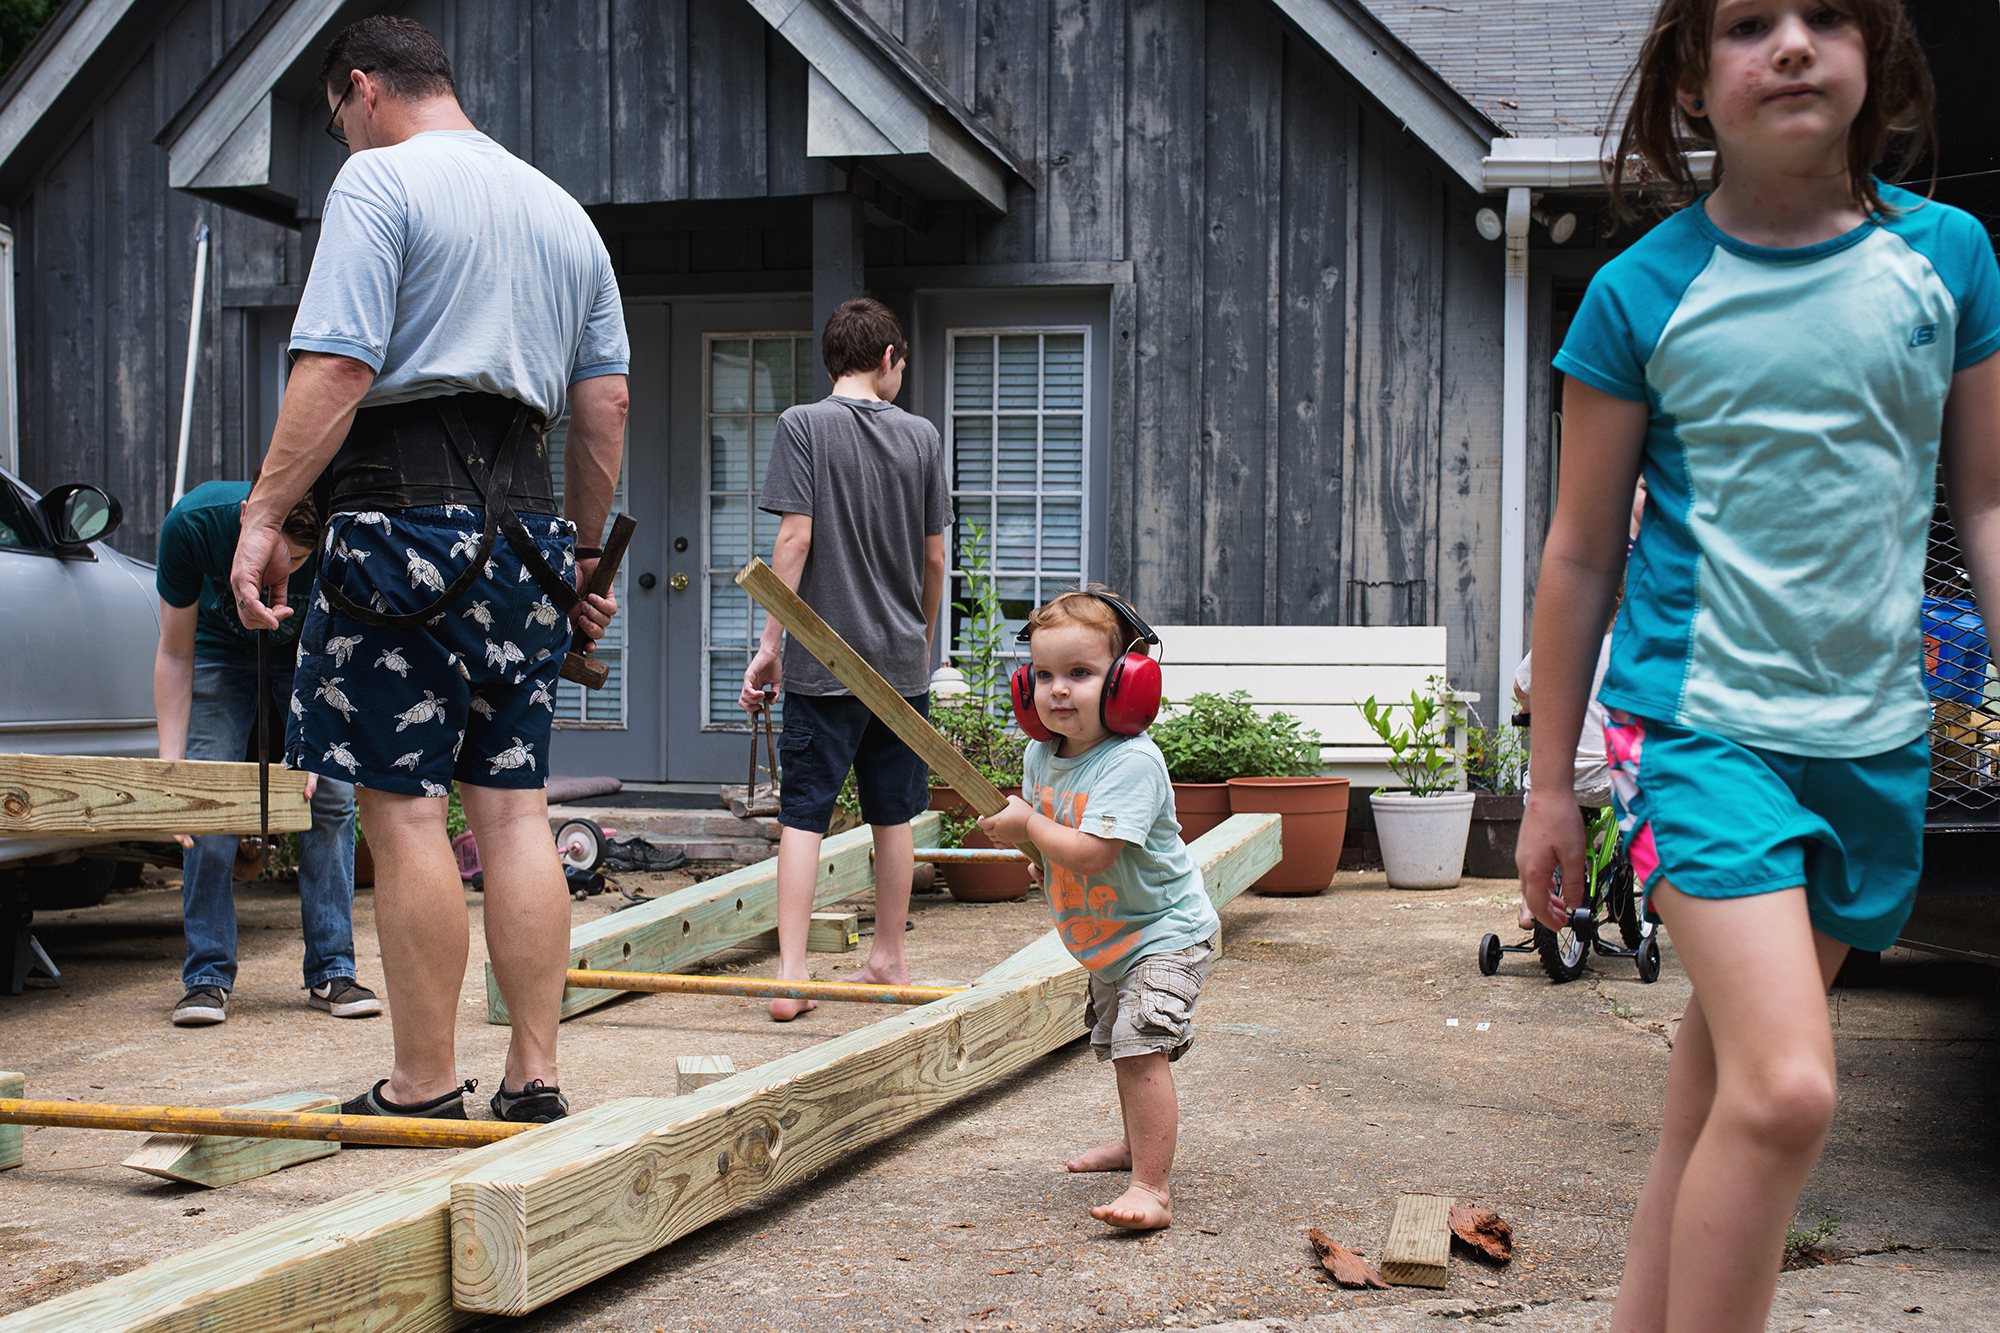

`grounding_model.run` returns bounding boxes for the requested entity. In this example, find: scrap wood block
[1380,1192,1453,1288]
[1307,1228,1388,1289]
[674,1056,736,1097]
[0,1073,20,1171]
[746,910,860,954]
[123,1092,341,1189]
[490,812,939,1024]
[447,814,1281,1317]
[0,754,310,837]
